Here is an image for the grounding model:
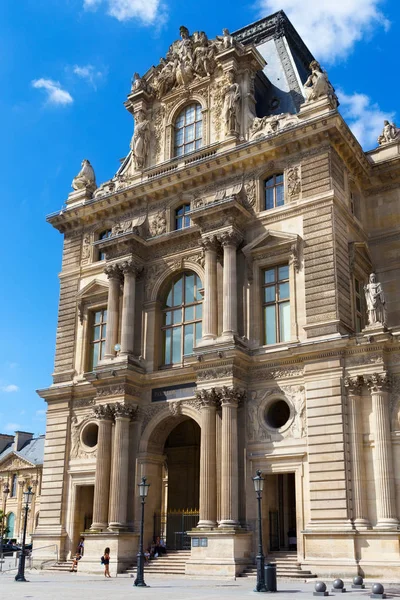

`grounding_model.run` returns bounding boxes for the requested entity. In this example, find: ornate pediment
[0,452,35,472]
[76,279,109,301]
[243,229,299,256]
